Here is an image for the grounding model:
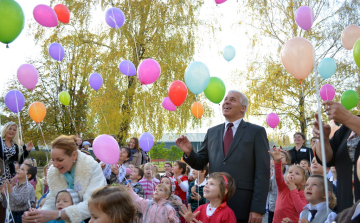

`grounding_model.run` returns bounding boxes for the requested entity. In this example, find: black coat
[288,146,314,164]
[185,121,270,221]
[0,138,29,178]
